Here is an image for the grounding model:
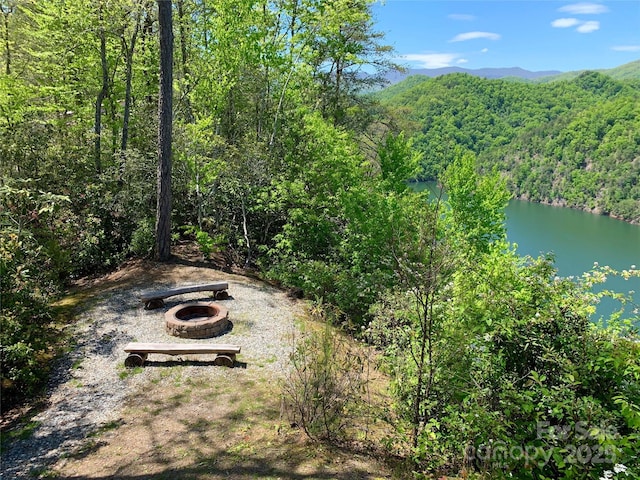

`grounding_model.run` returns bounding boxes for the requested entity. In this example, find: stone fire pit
[165,301,229,339]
